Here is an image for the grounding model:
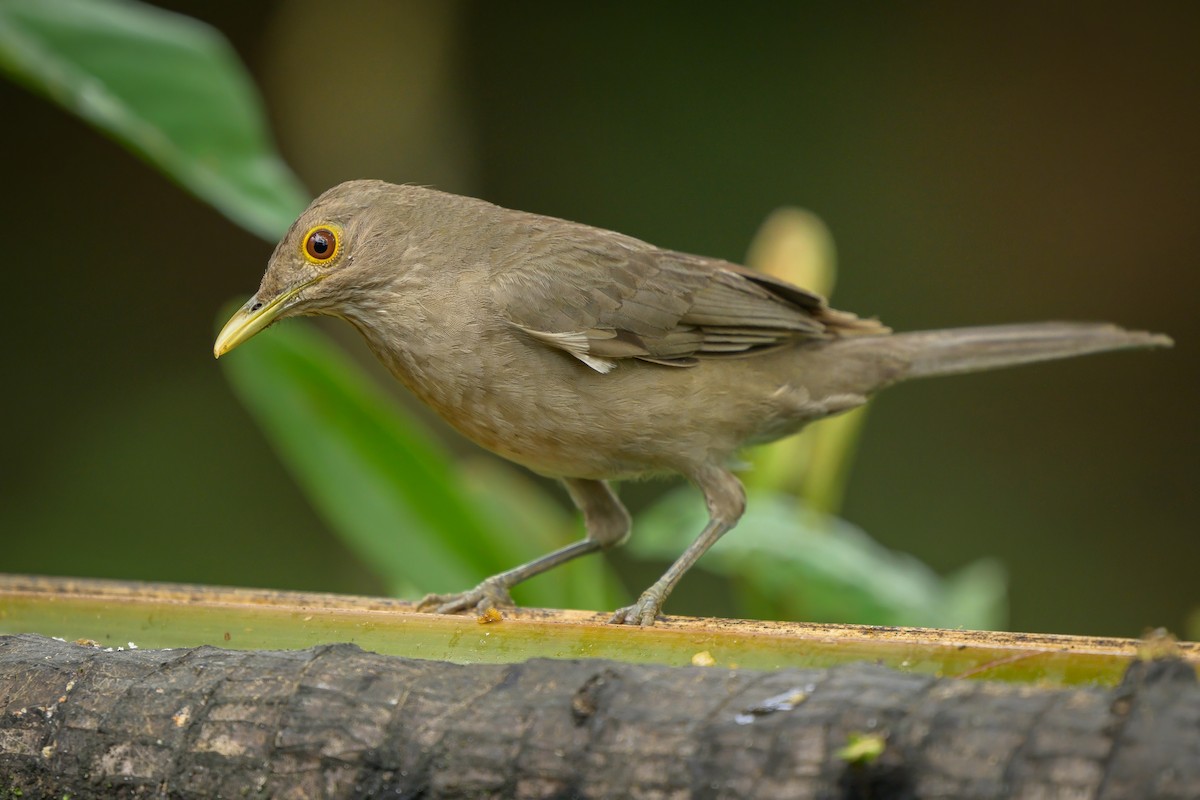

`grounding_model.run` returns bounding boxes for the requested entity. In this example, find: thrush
[215,180,1171,625]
